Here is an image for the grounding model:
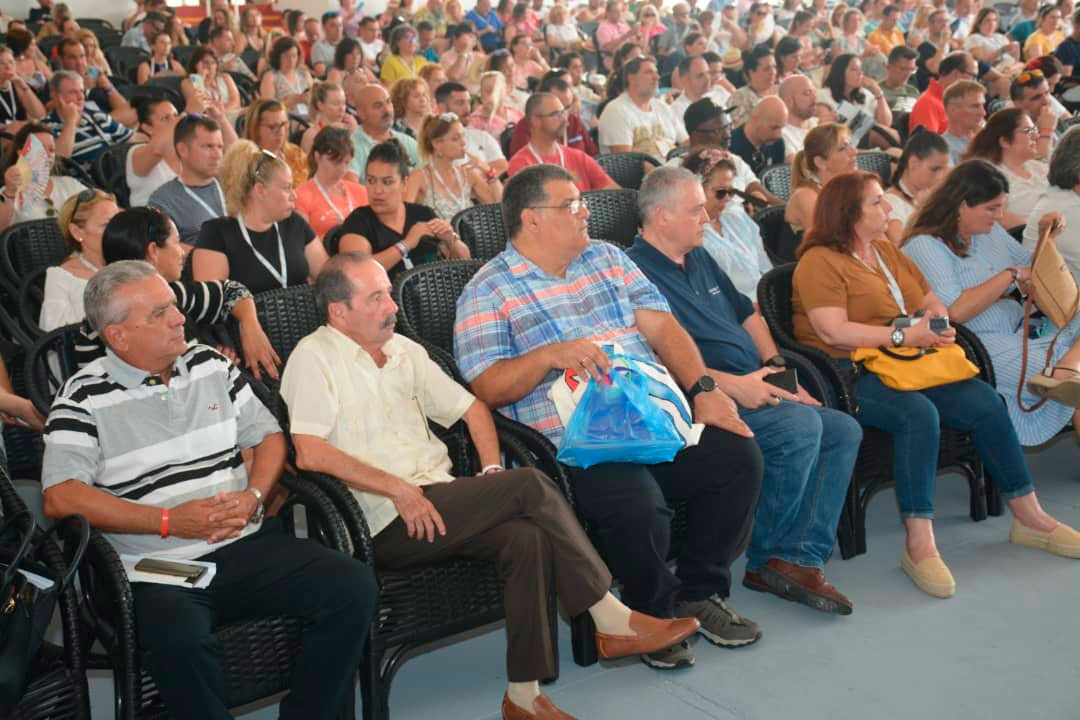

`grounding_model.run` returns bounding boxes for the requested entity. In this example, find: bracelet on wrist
[160,508,170,538]
[481,464,504,475]
[394,241,409,258]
